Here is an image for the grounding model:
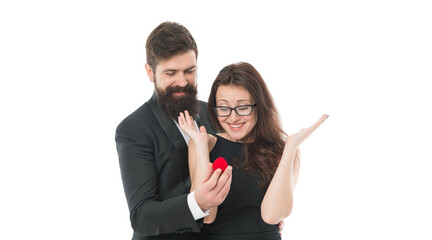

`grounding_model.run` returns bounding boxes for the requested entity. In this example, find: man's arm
[115,122,200,236]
